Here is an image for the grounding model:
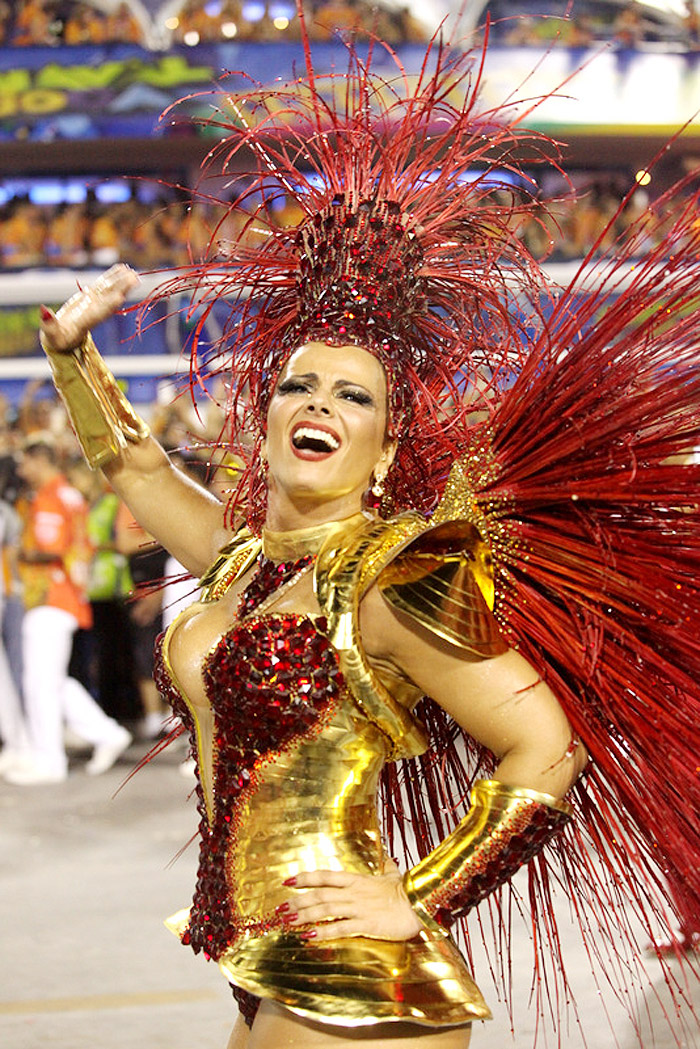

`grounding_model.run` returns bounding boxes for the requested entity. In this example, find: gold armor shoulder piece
[378,520,508,660]
[198,528,262,602]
